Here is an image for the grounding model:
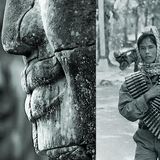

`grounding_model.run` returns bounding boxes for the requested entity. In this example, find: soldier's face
[2,0,95,159]
[139,37,157,64]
